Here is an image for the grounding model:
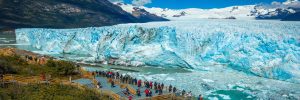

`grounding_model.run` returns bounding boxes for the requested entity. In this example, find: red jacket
[128,96,133,100]
[138,80,142,85]
[199,96,203,100]
[144,89,149,94]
